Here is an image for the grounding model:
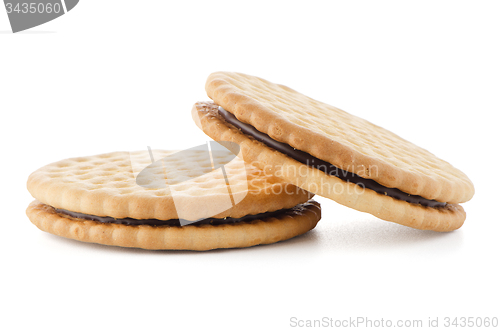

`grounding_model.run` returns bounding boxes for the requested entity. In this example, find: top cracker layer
[206,72,474,204]
[27,150,312,221]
